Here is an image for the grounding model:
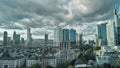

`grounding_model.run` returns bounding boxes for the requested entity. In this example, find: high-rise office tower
[94,34,98,46]
[76,33,79,45]
[15,35,20,45]
[13,31,16,45]
[63,29,70,49]
[7,37,11,45]
[114,7,120,46]
[13,31,16,41]
[45,33,48,45]
[21,37,25,45]
[27,27,32,46]
[96,23,107,45]
[54,26,63,47]
[107,21,116,46]
[79,33,83,46]
[3,31,8,45]
[70,29,76,46]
